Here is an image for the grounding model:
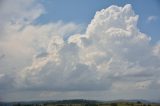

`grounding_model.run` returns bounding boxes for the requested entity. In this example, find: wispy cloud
[147,16,158,22]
